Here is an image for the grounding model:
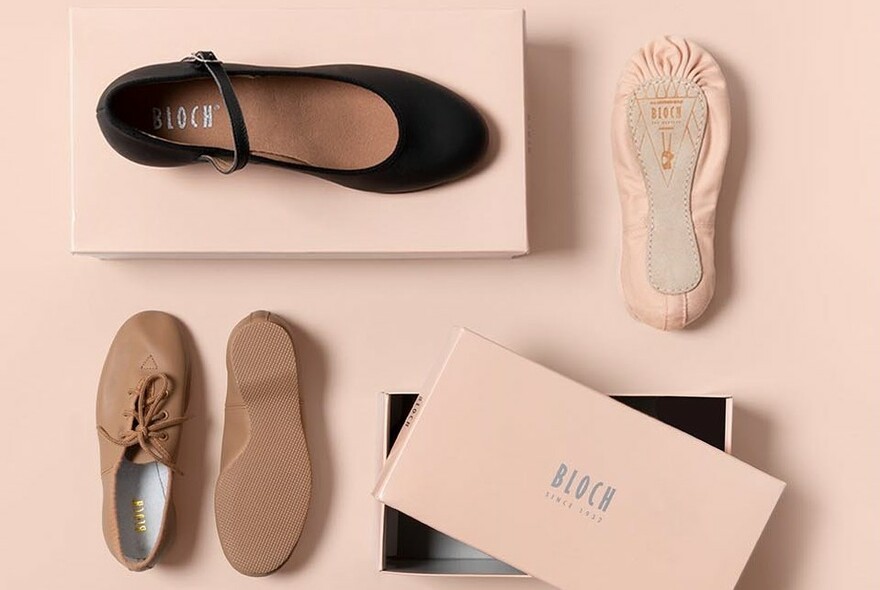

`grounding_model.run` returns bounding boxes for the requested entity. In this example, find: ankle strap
[182,51,250,174]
